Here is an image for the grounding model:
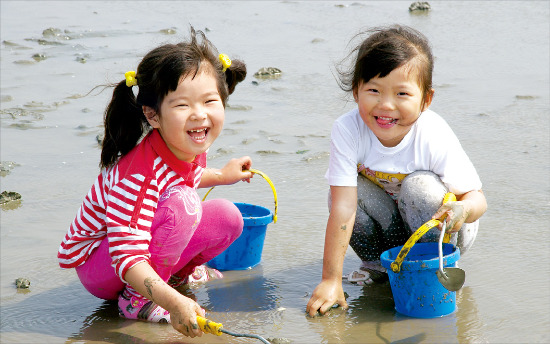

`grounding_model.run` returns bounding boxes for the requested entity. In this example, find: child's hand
[432,201,469,233]
[220,156,253,184]
[168,295,206,337]
[306,279,348,317]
